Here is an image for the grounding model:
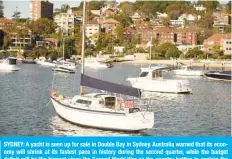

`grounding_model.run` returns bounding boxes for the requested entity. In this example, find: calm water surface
[0,63,231,136]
